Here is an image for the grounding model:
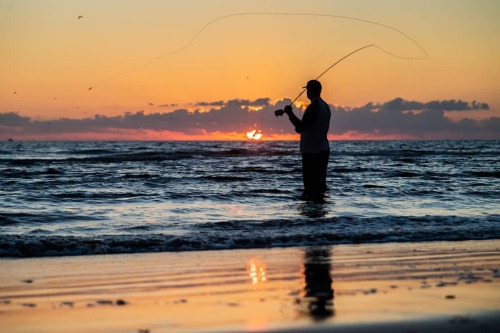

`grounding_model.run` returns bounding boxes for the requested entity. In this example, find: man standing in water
[276,80,331,200]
